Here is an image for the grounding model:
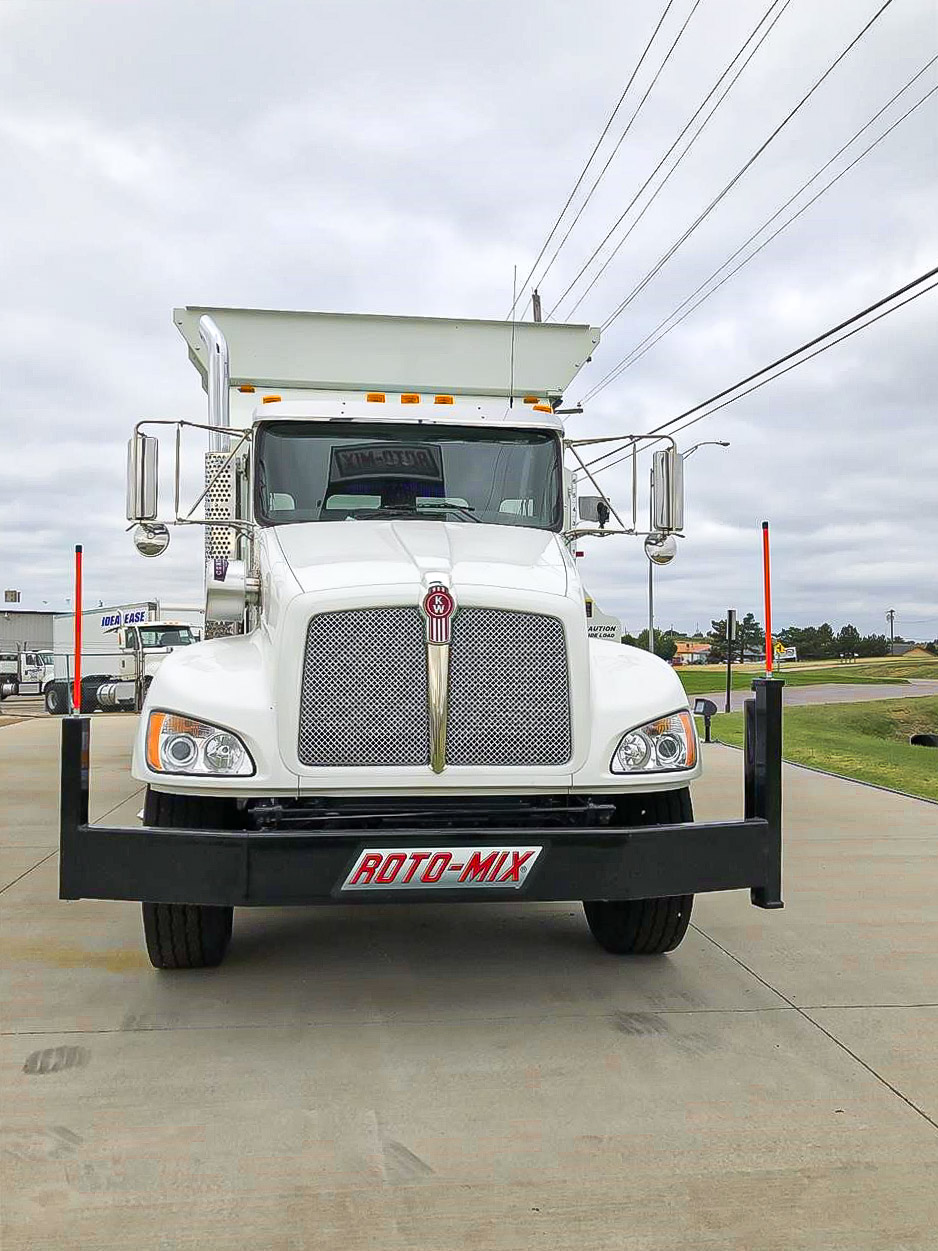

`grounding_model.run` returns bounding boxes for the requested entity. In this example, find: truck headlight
[611,711,697,774]
[145,712,255,776]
